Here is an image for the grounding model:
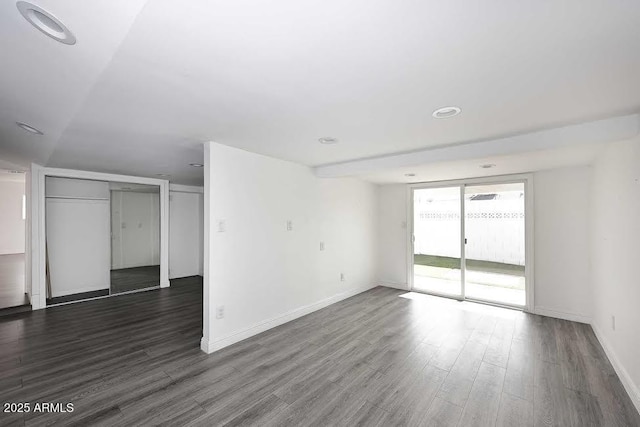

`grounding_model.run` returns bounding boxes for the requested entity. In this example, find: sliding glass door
[411,179,528,308]
[464,183,526,306]
[412,186,462,298]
